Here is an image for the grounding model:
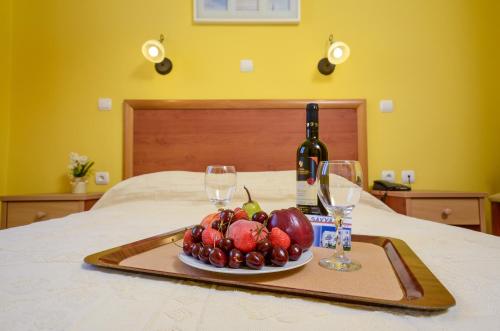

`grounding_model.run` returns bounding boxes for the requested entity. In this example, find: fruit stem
[244,186,252,202]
